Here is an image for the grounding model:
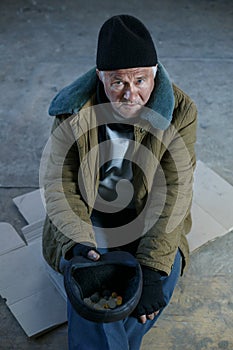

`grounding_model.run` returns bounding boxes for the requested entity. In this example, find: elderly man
[42,14,197,350]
